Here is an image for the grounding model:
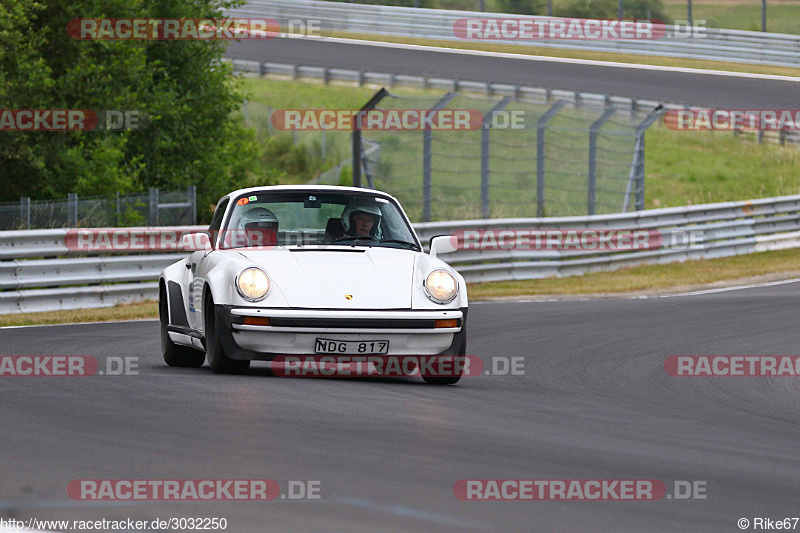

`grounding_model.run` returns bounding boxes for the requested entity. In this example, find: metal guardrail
[229,59,800,147]
[4,195,800,313]
[227,0,800,68]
